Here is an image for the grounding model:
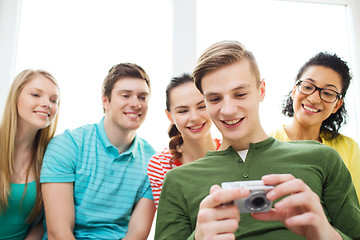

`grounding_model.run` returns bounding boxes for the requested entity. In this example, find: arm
[252,174,341,240]
[24,220,44,240]
[147,156,166,208]
[123,197,156,240]
[42,182,75,240]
